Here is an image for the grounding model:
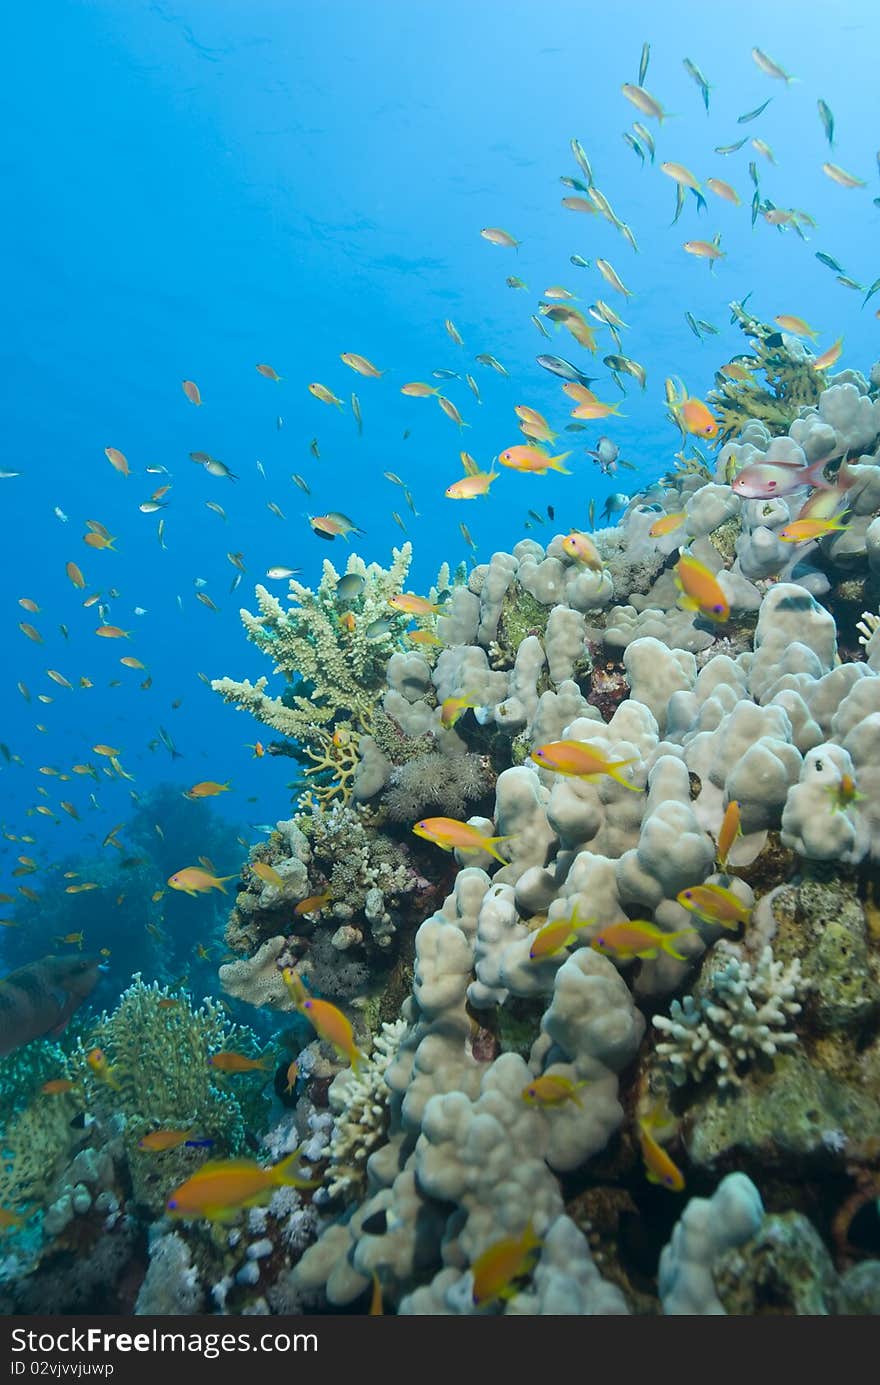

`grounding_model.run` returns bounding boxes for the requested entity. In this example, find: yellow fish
[521,1074,590,1107]
[639,1110,685,1192]
[528,913,595,961]
[812,337,843,372]
[387,592,440,616]
[716,800,741,869]
[166,1149,318,1220]
[498,445,571,475]
[529,741,640,789]
[561,531,602,570]
[412,816,511,864]
[440,691,482,728]
[676,882,751,930]
[774,315,819,340]
[167,866,237,896]
[184,781,231,799]
[445,471,498,499]
[340,353,383,377]
[308,382,344,409]
[674,552,729,622]
[471,1222,542,1306]
[87,1047,120,1090]
[298,997,363,1070]
[649,511,687,537]
[400,381,440,397]
[778,516,848,543]
[251,861,285,889]
[591,920,697,962]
